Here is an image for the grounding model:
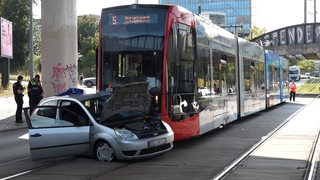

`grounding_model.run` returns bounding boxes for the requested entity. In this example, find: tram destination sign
[110,14,158,25]
[252,23,320,47]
